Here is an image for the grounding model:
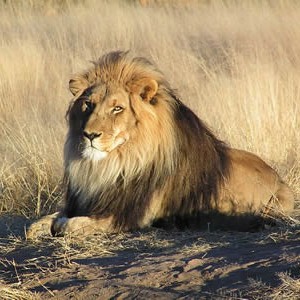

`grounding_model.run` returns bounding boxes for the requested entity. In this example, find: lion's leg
[26,212,61,240]
[51,216,115,236]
